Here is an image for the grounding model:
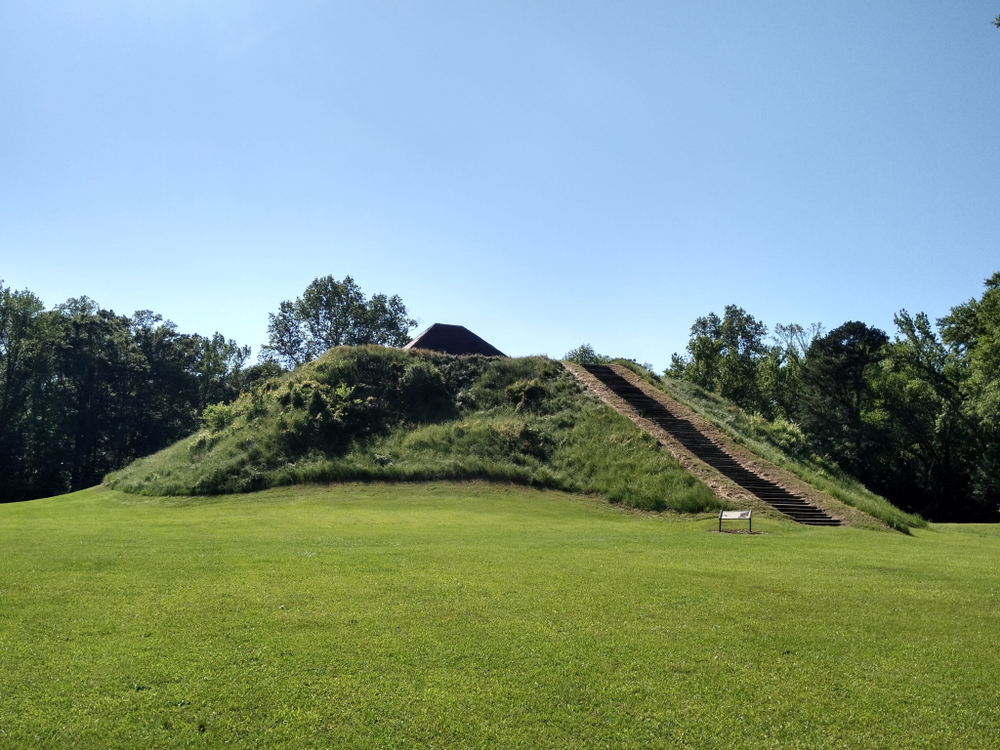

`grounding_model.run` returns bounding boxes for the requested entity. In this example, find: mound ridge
[107,346,722,513]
